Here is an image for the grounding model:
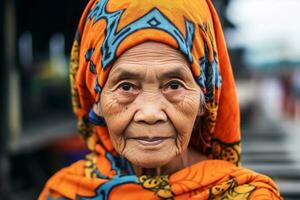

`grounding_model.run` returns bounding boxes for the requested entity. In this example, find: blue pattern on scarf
[88,0,195,69]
